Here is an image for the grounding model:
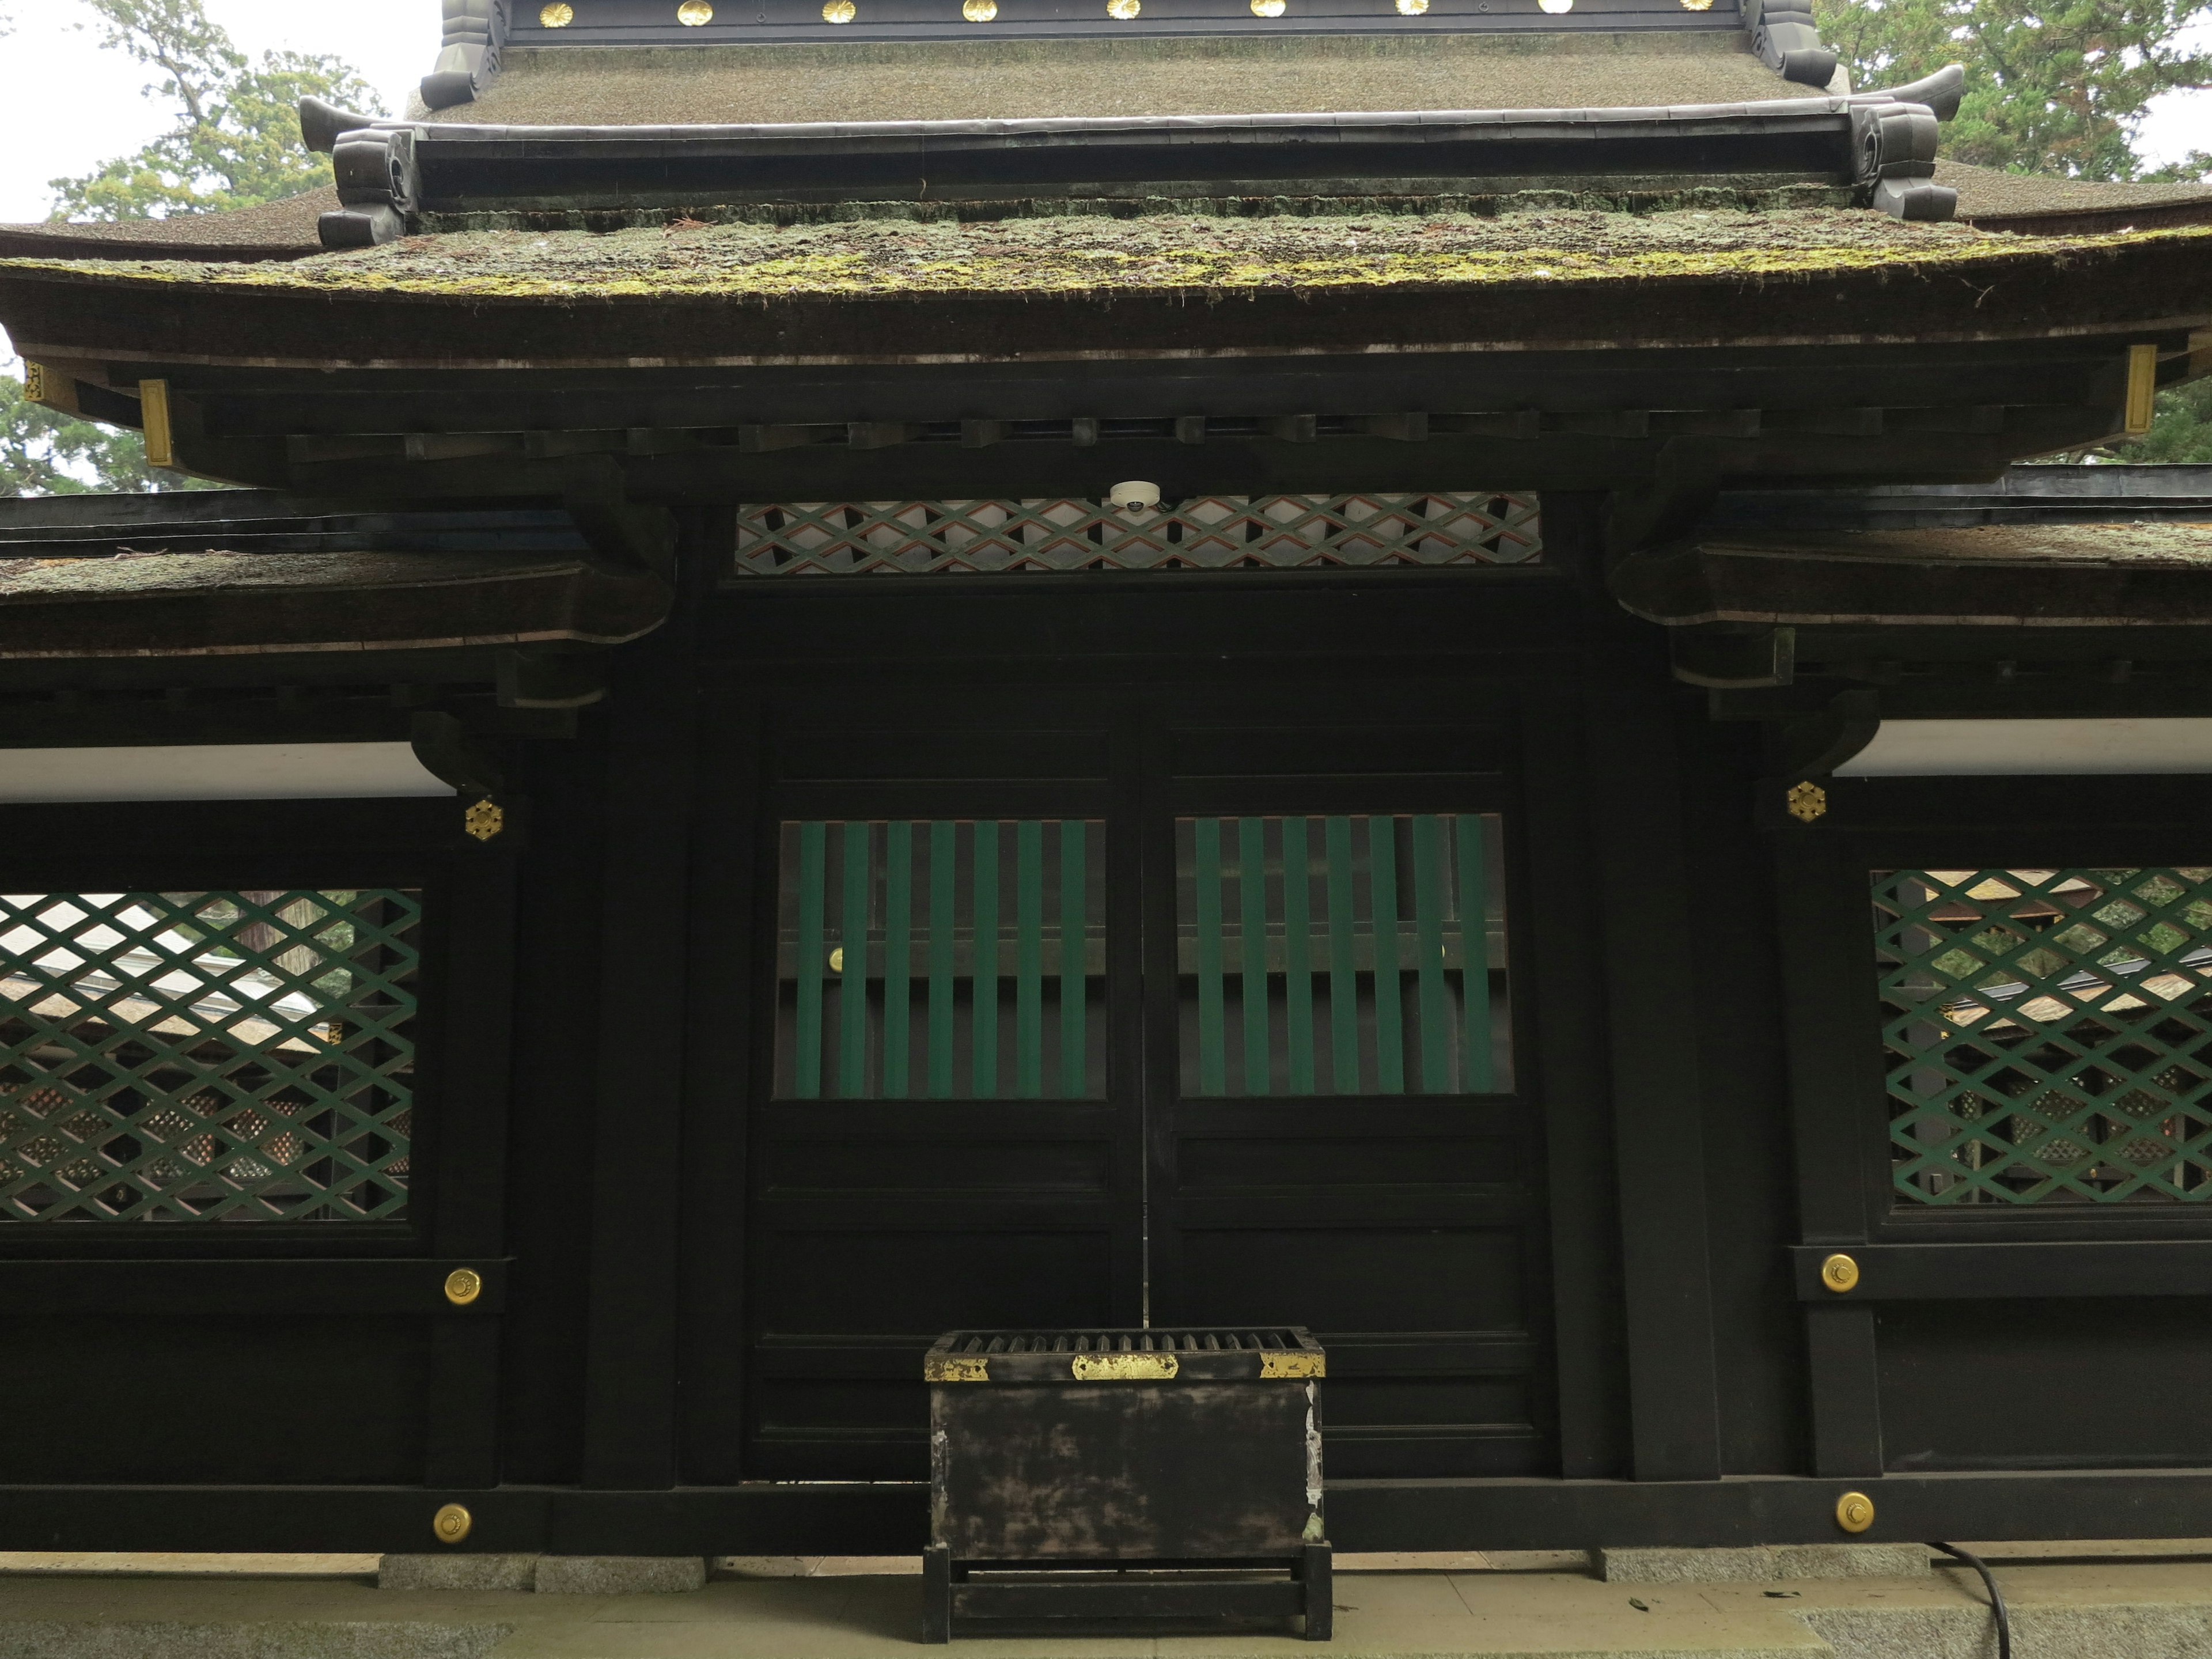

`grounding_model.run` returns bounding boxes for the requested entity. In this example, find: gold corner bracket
[2124,342,2159,437]
[137,379,175,469]
[1785,781,1828,824]
[923,1354,990,1382]
[464,798,505,842]
[1259,1351,1325,1379]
